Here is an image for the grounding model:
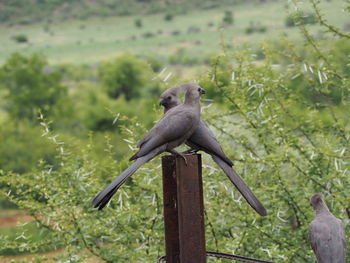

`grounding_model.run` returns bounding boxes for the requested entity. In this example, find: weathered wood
[162,154,206,263]
[162,155,180,263]
[176,154,206,263]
